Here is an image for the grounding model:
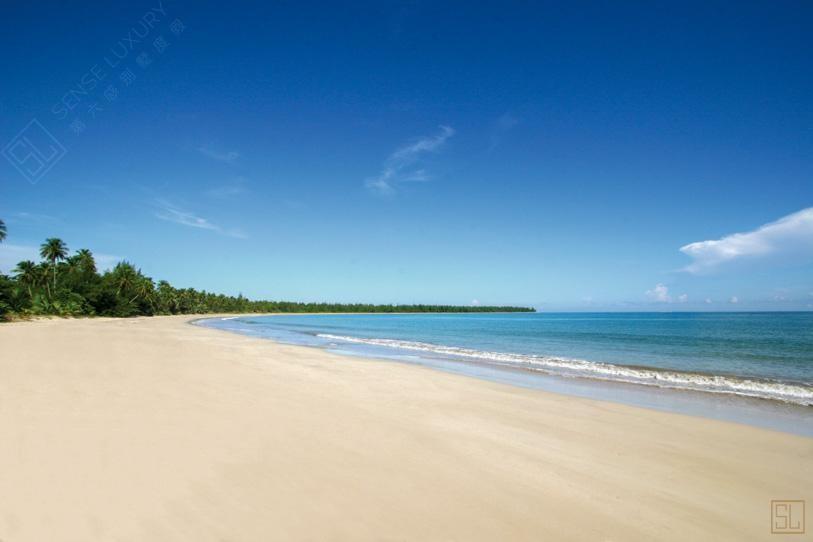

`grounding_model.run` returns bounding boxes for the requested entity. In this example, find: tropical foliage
[0,225,534,319]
